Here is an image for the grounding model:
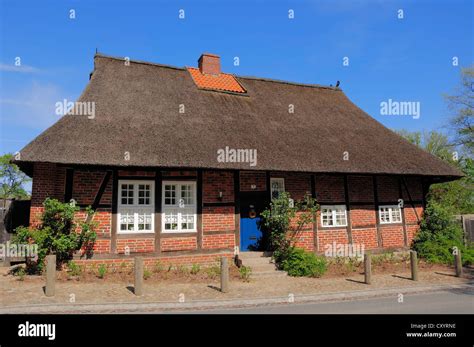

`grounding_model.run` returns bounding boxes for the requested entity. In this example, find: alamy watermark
[55,99,95,119]
[217,146,257,167]
[380,99,420,119]
[324,242,365,259]
[0,241,38,259]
